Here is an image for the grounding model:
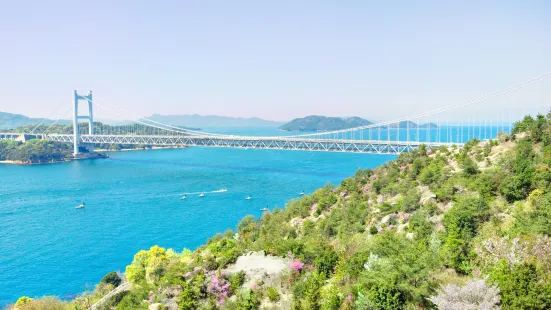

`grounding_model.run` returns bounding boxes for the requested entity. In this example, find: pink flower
[311,203,318,212]
[347,295,353,302]
[288,259,304,272]
[472,269,482,277]
[184,272,193,278]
